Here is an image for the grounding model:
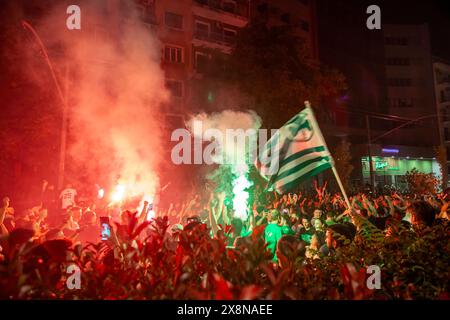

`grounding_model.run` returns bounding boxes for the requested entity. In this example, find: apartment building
[133,0,318,122]
[132,0,250,124]
[383,24,439,147]
[433,57,450,173]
